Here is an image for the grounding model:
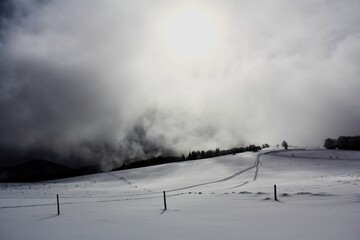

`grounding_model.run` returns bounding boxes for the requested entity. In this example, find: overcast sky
[1,0,360,166]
